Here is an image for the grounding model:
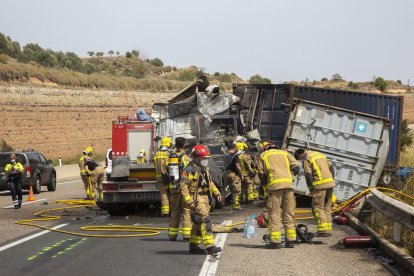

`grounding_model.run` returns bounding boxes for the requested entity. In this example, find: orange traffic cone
[27,186,35,202]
